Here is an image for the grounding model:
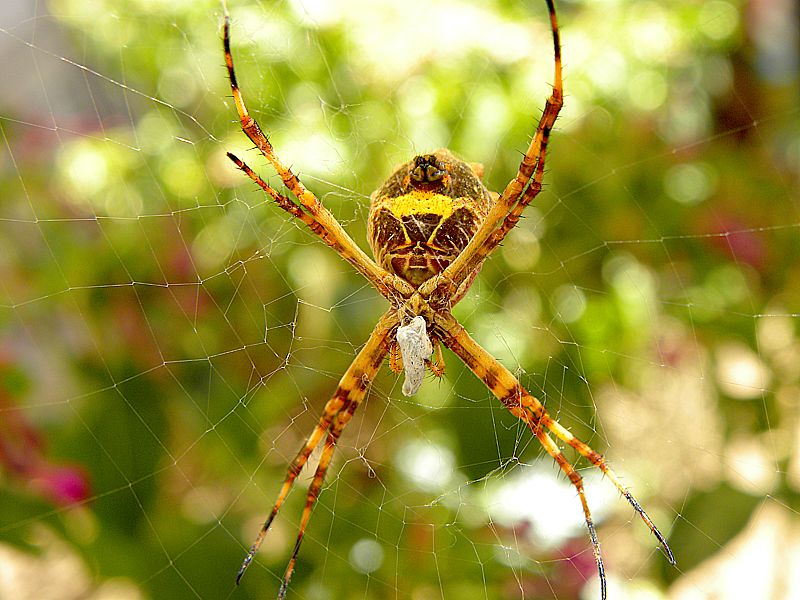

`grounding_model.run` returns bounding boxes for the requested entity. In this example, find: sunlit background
[1,0,799,599]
